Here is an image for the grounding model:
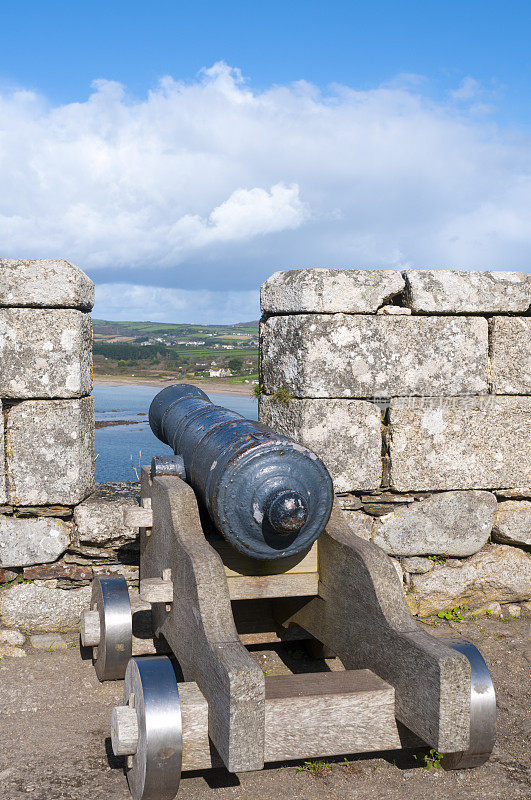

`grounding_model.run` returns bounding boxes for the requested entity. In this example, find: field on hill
[91,318,259,384]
